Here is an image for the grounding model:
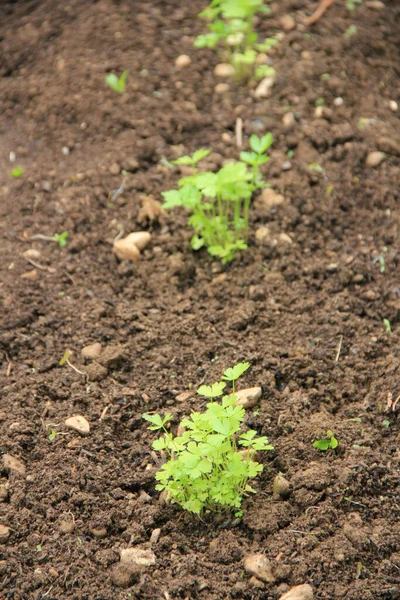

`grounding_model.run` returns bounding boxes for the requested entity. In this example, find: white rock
[278,584,314,600]
[120,547,156,567]
[234,387,262,408]
[280,15,296,31]
[314,106,324,118]
[3,454,26,476]
[124,231,152,251]
[254,76,275,98]
[22,249,41,260]
[214,63,235,78]
[260,188,285,209]
[150,528,161,544]
[175,54,192,69]
[389,100,398,112]
[334,97,344,106]
[366,151,385,167]
[81,342,102,360]
[244,554,275,583]
[0,525,10,544]
[65,415,90,436]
